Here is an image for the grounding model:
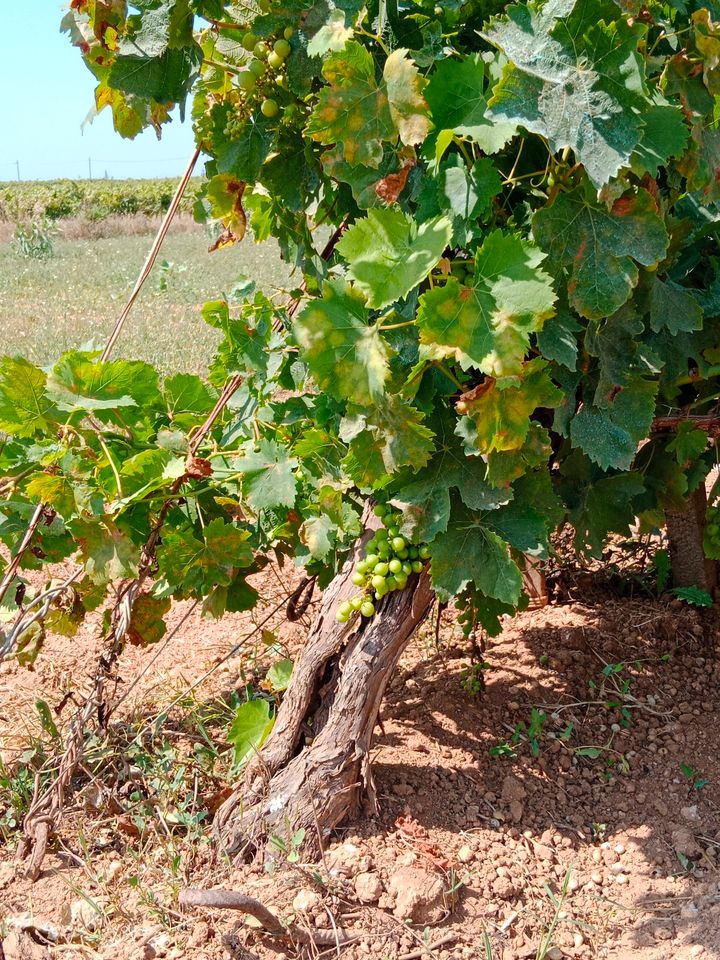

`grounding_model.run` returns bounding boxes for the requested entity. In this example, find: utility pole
[88,156,92,180]
[15,160,20,182]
